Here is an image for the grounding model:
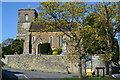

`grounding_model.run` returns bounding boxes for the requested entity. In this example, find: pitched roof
[18,8,36,11]
[29,21,78,32]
